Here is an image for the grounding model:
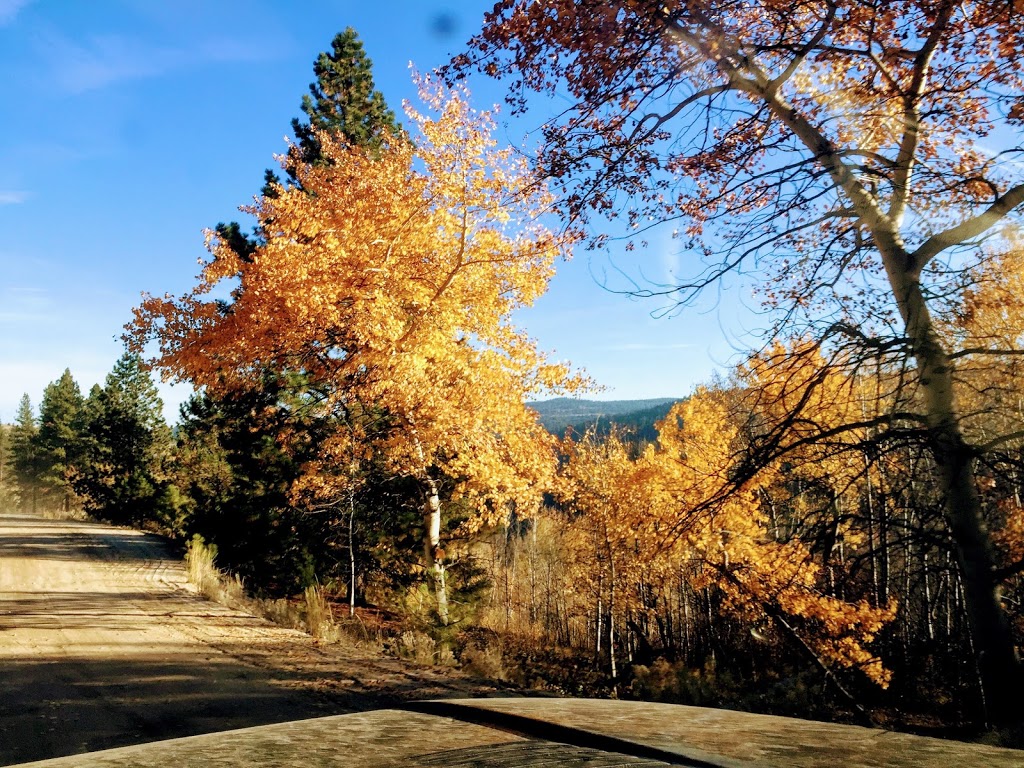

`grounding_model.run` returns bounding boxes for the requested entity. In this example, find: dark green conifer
[10,394,41,514]
[292,27,400,161]
[0,422,20,510]
[76,354,173,525]
[36,369,85,514]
